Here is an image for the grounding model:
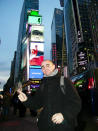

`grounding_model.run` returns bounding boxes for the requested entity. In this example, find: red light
[88,77,94,89]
